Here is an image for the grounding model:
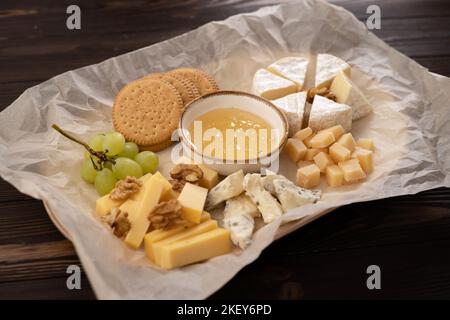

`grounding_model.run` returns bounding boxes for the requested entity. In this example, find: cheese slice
[330,70,373,120]
[177,183,208,224]
[252,68,297,100]
[157,228,231,269]
[272,92,307,136]
[315,53,351,89]
[309,95,352,132]
[267,56,309,90]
